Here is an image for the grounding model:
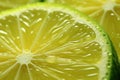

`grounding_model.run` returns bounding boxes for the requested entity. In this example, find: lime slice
[0,3,119,80]
[45,0,120,60]
[0,0,40,11]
